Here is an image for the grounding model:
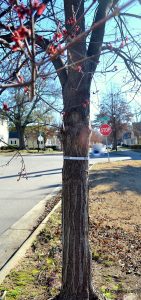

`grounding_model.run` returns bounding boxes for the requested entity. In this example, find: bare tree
[90,130,103,145]
[0,0,140,299]
[0,79,60,149]
[95,89,133,149]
